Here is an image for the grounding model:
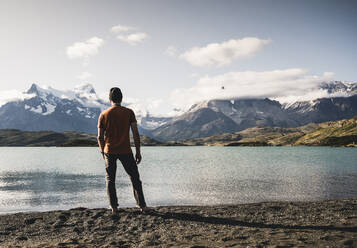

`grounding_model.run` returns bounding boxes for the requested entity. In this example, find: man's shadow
[145,210,357,233]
